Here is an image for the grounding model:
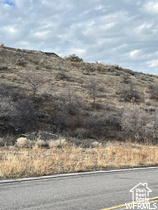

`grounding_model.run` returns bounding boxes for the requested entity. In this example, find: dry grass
[1,45,158,109]
[1,46,158,141]
[0,142,158,179]
[1,46,158,179]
